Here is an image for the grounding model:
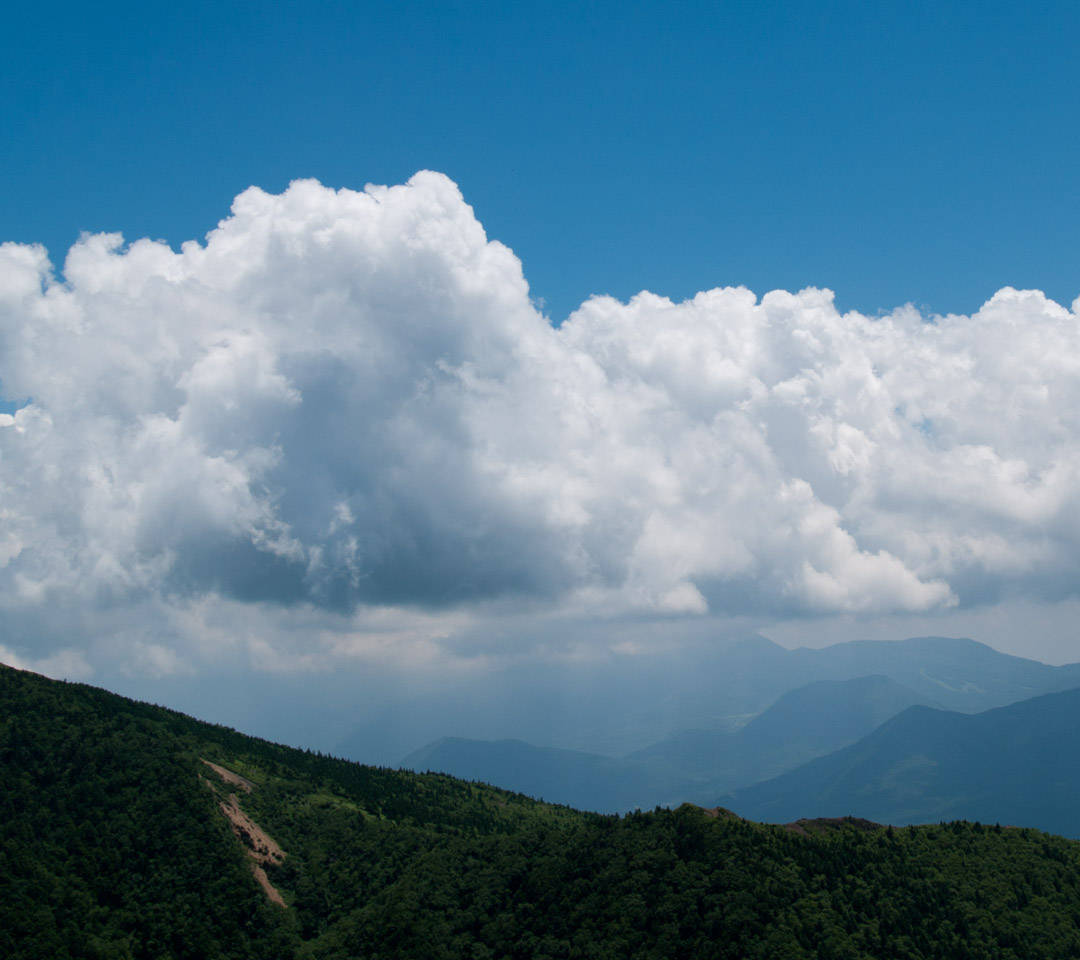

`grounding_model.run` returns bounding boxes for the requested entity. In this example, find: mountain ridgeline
[726,686,1080,836]
[6,662,1080,959]
[399,673,941,813]
[341,635,1080,765]
[398,637,1080,826]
